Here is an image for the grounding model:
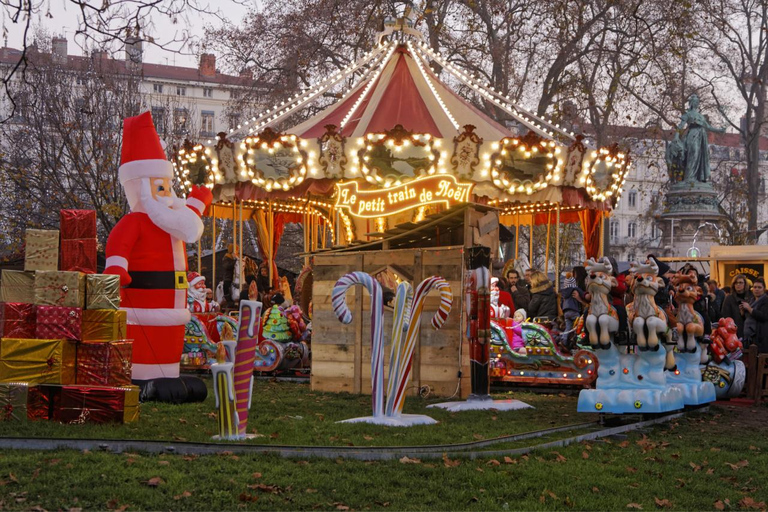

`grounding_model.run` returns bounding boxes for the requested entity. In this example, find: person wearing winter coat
[742,278,768,353]
[505,268,531,312]
[528,270,558,320]
[721,274,754,339]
